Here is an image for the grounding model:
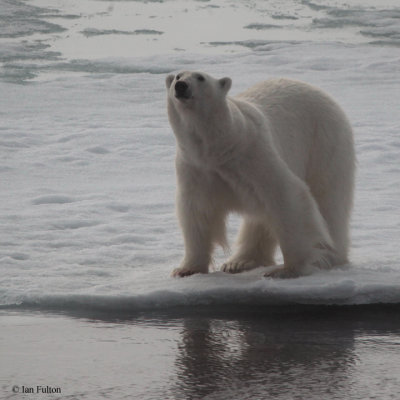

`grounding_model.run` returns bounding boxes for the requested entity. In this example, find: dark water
[2,306,400,399]
[165,305,400,400]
